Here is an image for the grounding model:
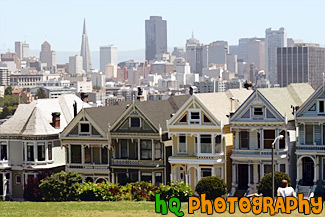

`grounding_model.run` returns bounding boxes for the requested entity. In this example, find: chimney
[73,100,77,117]
[52,112,61,129]
[230,97,236,113]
